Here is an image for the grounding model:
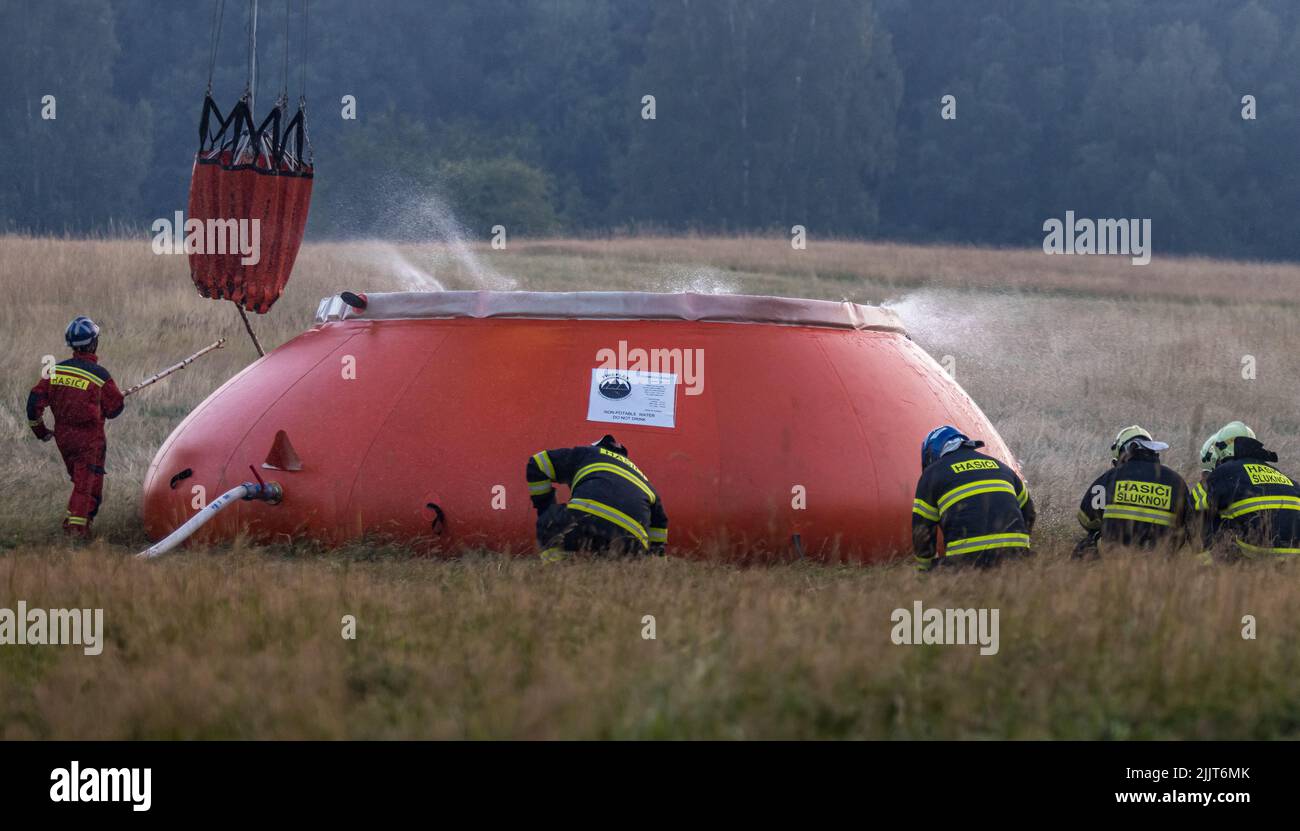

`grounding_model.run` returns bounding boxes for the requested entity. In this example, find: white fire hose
[137,478,282,559]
